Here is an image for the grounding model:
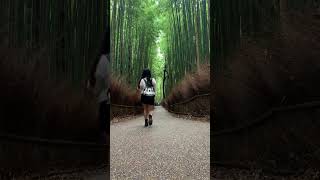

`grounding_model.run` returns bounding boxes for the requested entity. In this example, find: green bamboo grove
[212,0,320,73]
[160,0,210,97]
[1,0,108,86]
[111,0,159,86]
[111,0,210,101]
